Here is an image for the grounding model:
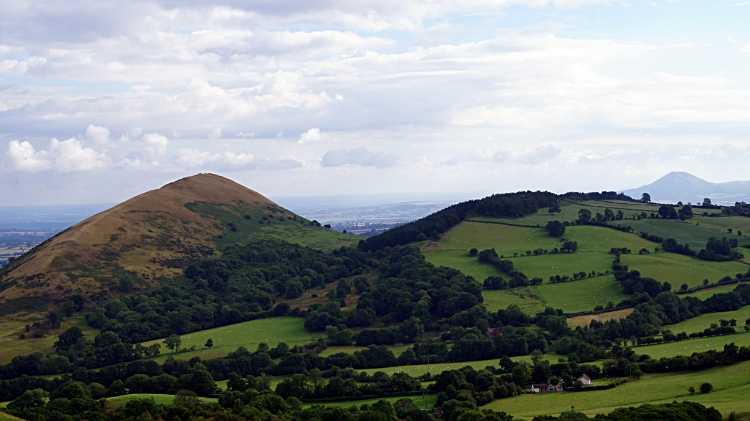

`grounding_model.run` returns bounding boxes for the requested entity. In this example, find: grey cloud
[321,147,401,168]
